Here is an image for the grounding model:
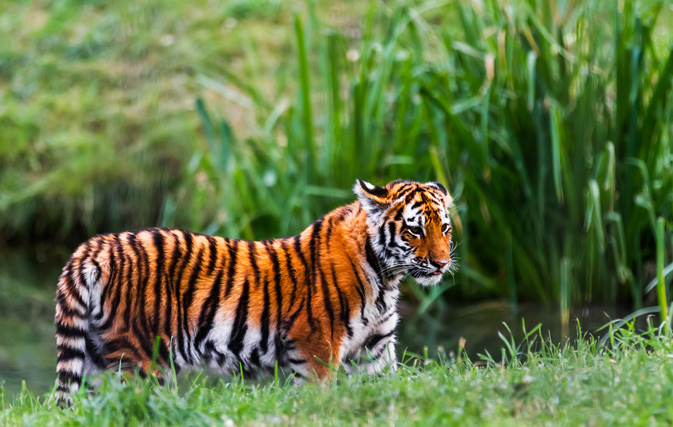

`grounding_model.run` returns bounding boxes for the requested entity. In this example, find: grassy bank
[2,324,673,425]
